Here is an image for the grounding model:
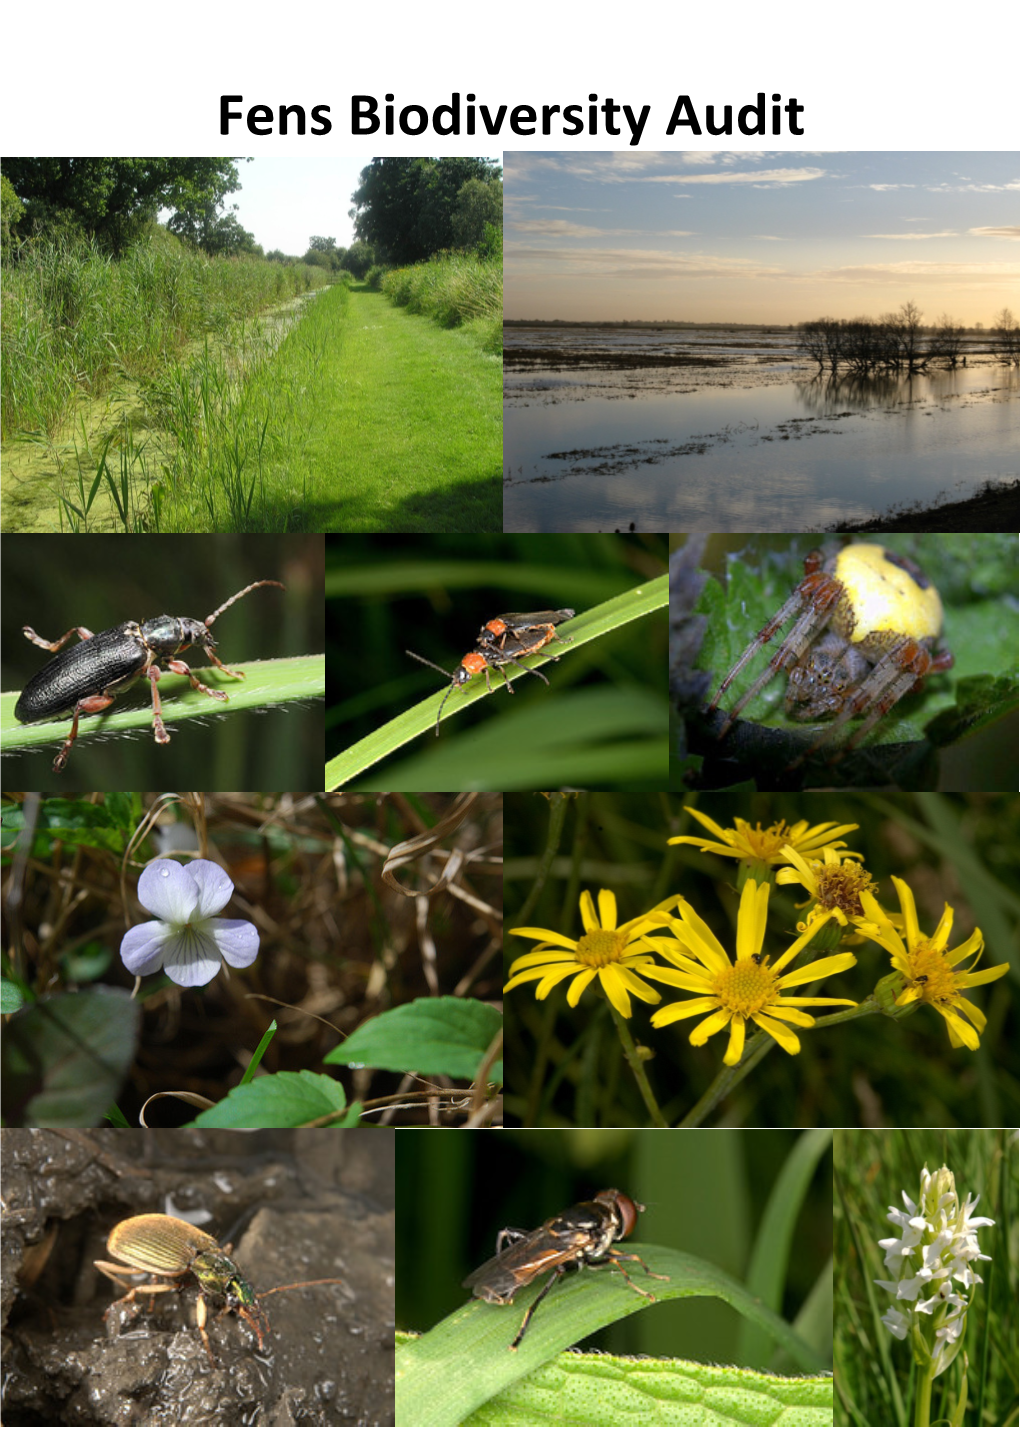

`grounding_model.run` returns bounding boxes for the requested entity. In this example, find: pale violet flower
[121,860,259,988]
[874,1164,995,1376]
